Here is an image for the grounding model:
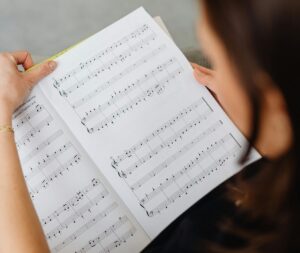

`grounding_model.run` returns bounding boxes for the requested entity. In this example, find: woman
[0,0,298,253]
[145,1,299,252]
